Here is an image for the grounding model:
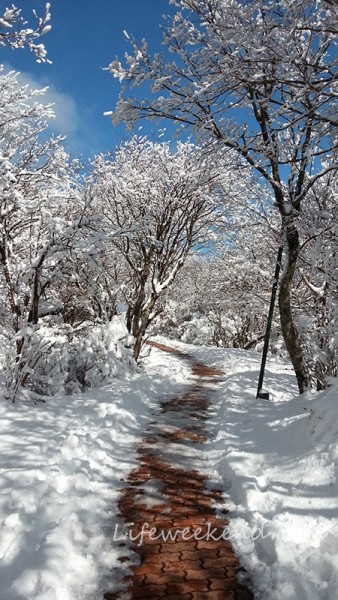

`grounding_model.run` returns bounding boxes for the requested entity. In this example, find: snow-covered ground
[1,337,338,600]
[0,345,191,600]
[162,339,338,600]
